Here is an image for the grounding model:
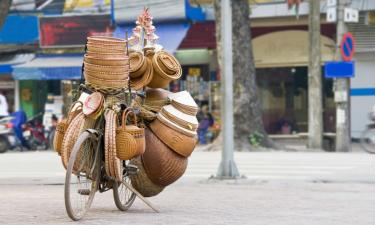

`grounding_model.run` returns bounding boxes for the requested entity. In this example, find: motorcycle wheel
[0,135,10,153]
